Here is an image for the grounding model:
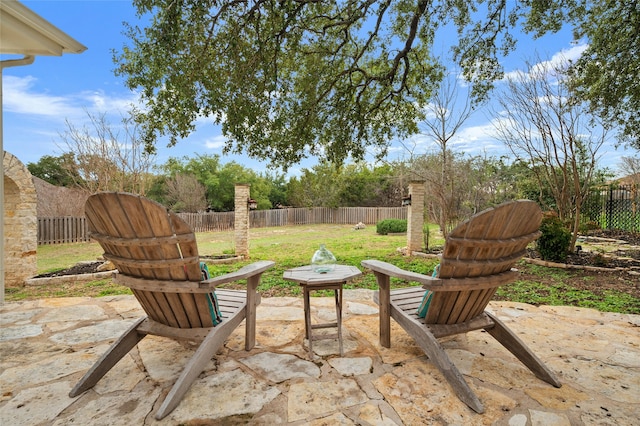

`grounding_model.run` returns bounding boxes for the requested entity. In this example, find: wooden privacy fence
[37,217,91,245]
[179,206,408,232]
[177,211,235,232]
[37,207,408,244]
